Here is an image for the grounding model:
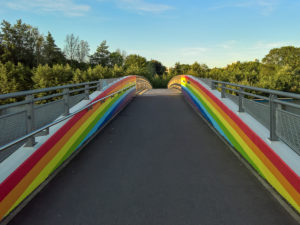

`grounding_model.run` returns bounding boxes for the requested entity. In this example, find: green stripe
[187,84,262,175]
[51,91,125,172]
